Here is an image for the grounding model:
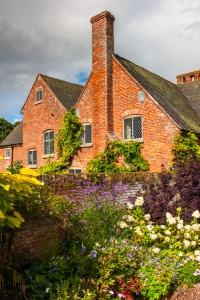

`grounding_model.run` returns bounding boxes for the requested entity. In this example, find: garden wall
[13,172,159,256]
